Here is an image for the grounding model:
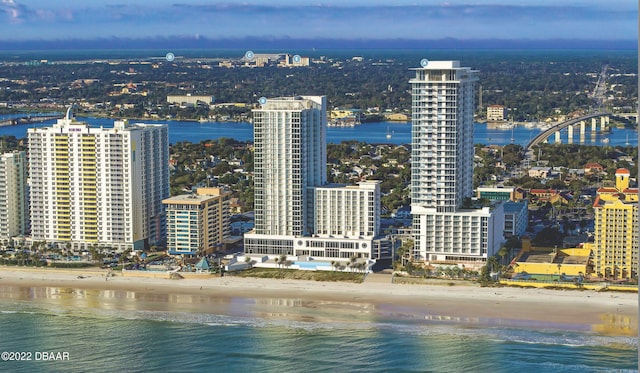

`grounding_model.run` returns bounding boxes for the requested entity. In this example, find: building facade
[592,169,638,279]
[312,181,380,239]
[28,112,169,252]
[251,96,327,237]
[410,60,504,263]
[244,96,387,261]
[166,95,214,107]
[163,187,231,256]
[502,201,529,239]
[486,104,507,121]
[477,186,516,201]
[0,151,29,240]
